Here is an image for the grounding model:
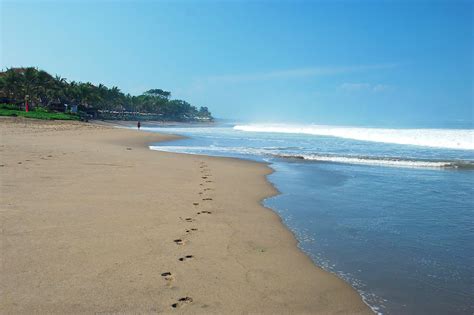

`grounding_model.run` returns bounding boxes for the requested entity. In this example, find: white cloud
[372,84,392,92]
[202,63,398,83]
[340,82,393,93]
[340,83,372,91]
